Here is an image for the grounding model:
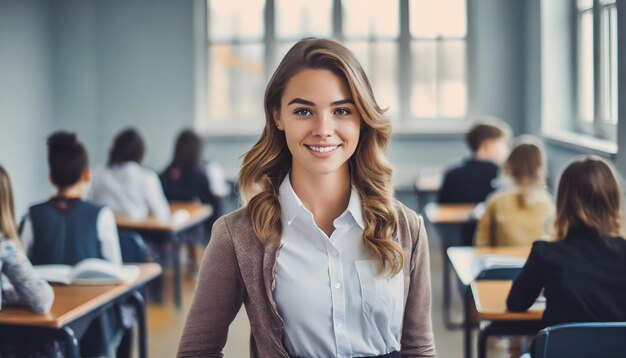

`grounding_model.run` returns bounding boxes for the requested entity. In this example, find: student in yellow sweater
[475,137,554,247]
